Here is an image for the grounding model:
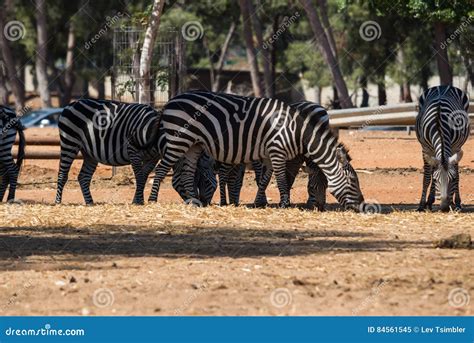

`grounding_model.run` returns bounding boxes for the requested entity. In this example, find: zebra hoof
[132,200,145,205]
[148,198,158,203]
[279,201,290,208]
[417,205,427,212]
[219,201,228,206]
[454,205,462,212]
[254,201,268,208]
